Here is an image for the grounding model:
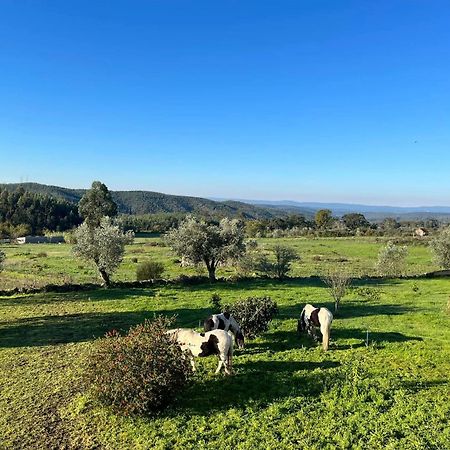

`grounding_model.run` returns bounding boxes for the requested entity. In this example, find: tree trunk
[207,266,216,282]
[99,268,111,287]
